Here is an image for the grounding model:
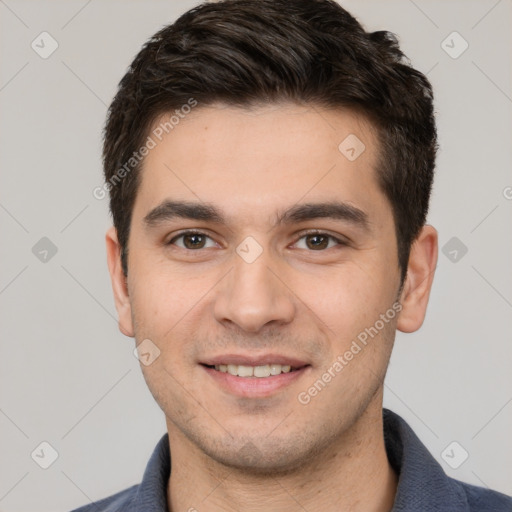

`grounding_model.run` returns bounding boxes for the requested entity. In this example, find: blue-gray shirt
[71,409,512,511]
